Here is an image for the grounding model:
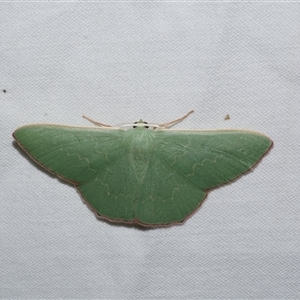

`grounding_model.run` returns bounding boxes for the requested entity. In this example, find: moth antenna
[82,115,112,127]
[159,110,194,129]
